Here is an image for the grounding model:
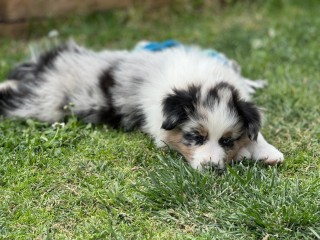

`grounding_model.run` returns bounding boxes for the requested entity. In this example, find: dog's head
[161,82,261,170]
